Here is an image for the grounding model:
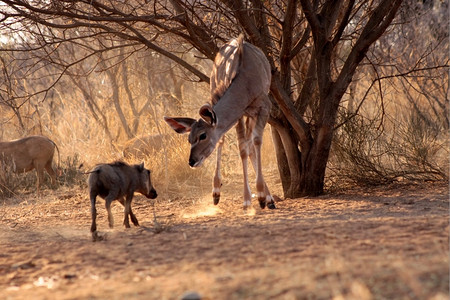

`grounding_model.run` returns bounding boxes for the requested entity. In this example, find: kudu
[165,35,275,209]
